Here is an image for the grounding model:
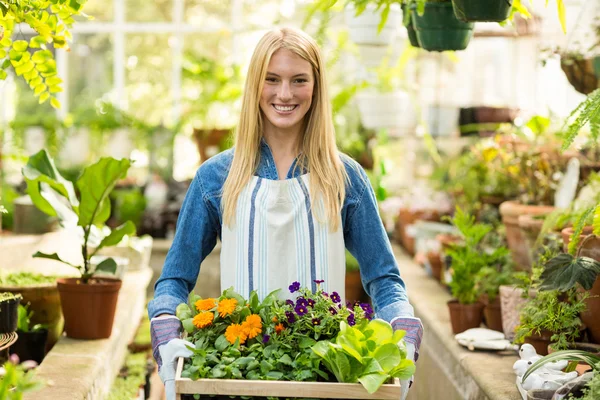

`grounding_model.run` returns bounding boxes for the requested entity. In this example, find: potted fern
[444,207,509,334]
[22,149,136,339]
